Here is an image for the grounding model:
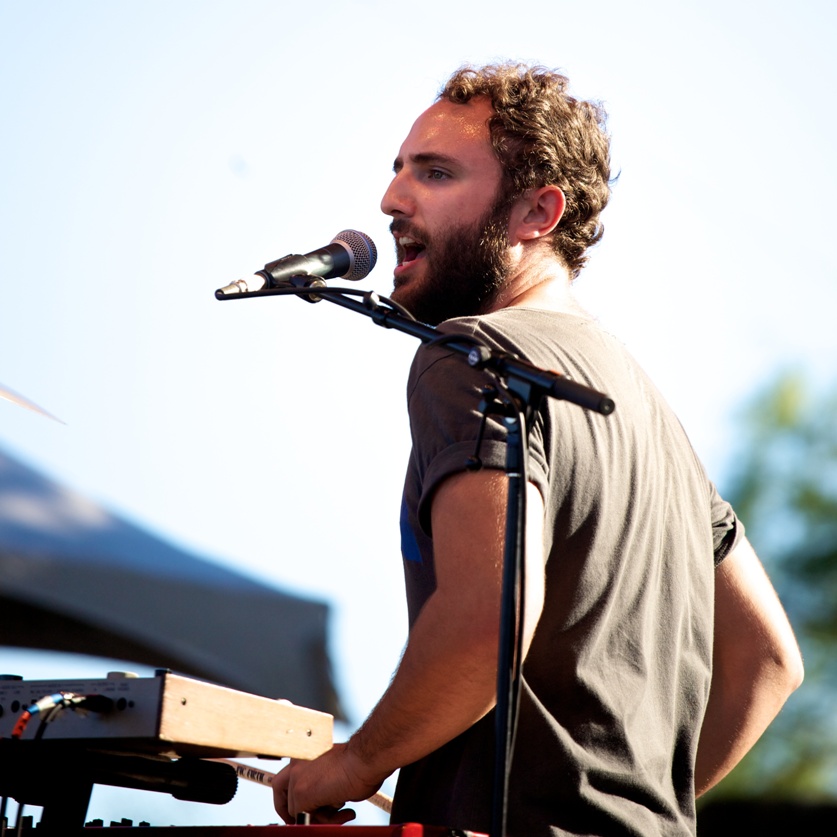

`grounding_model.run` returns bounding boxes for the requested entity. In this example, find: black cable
[13,692,111,742]
[32,704,64,741]
[423,331,492,353]
[489,382,531,837]
[12,803,23,837]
